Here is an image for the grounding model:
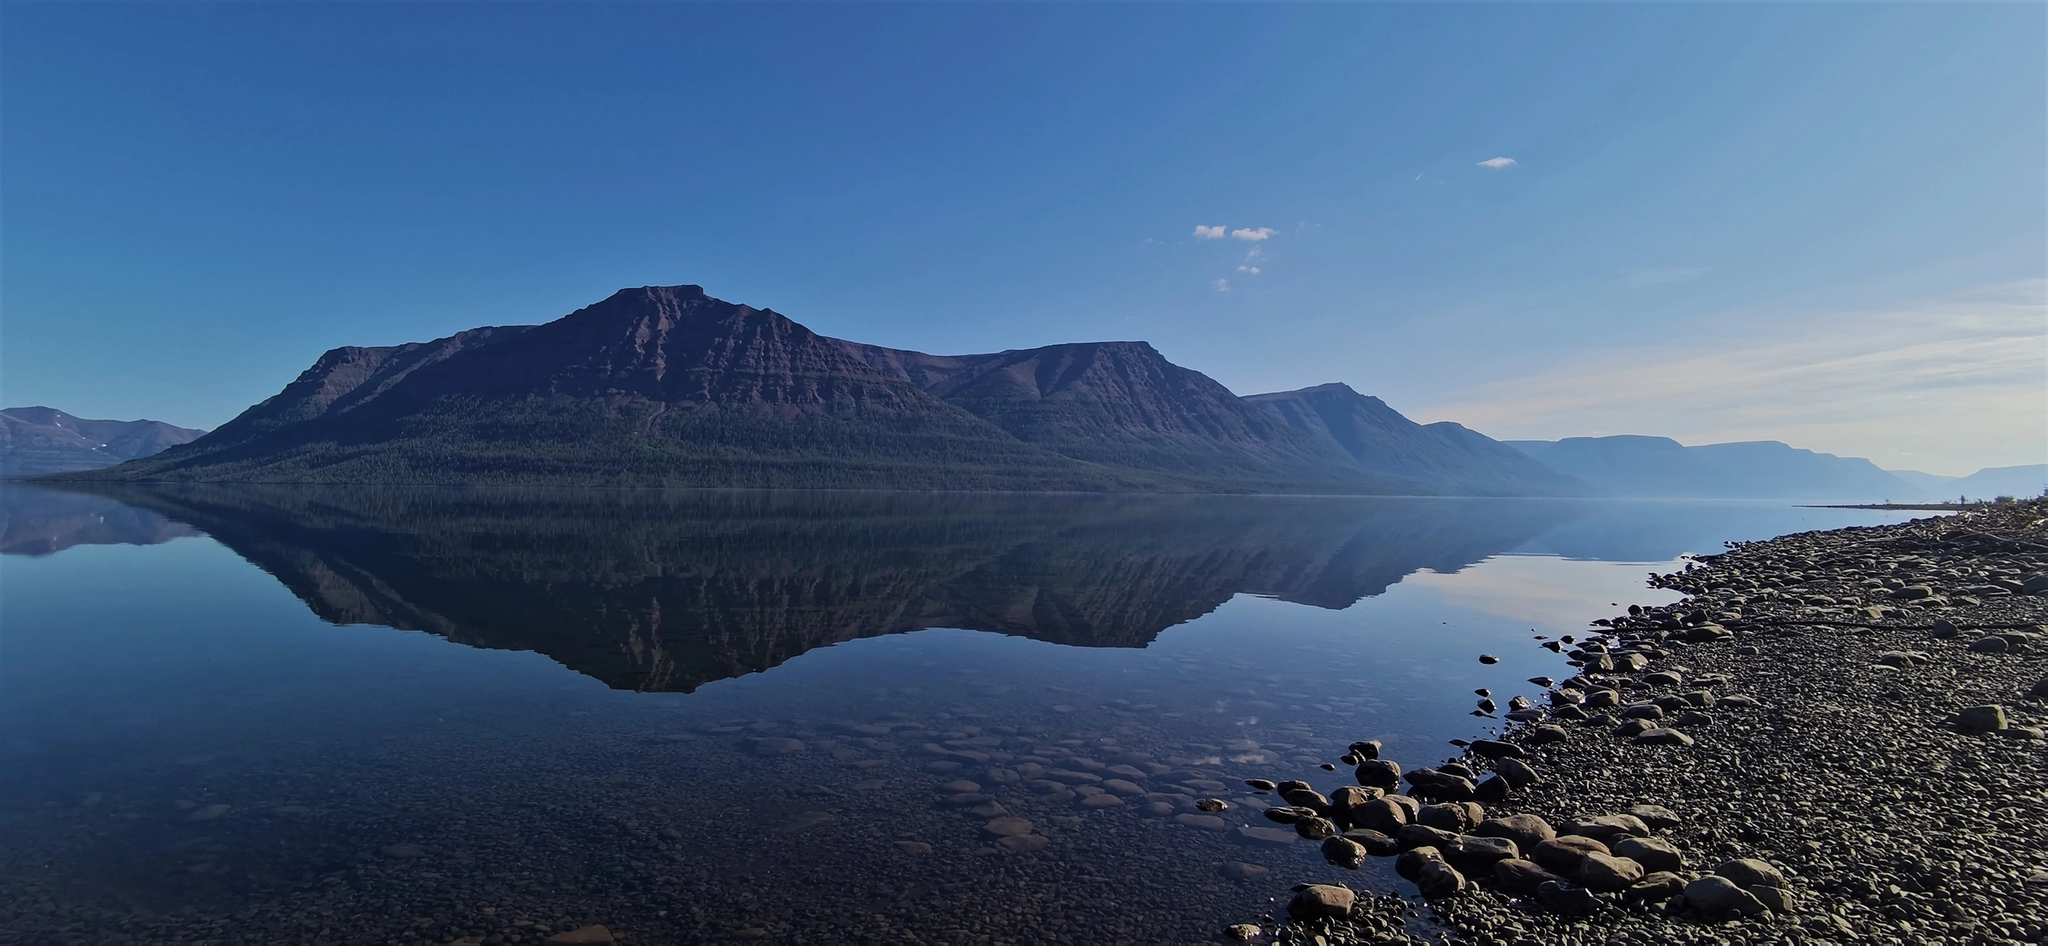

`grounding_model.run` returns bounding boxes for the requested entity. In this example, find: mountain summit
[0,407,205,477]
[1246,383,1591,497]
[59,286,1588,495]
